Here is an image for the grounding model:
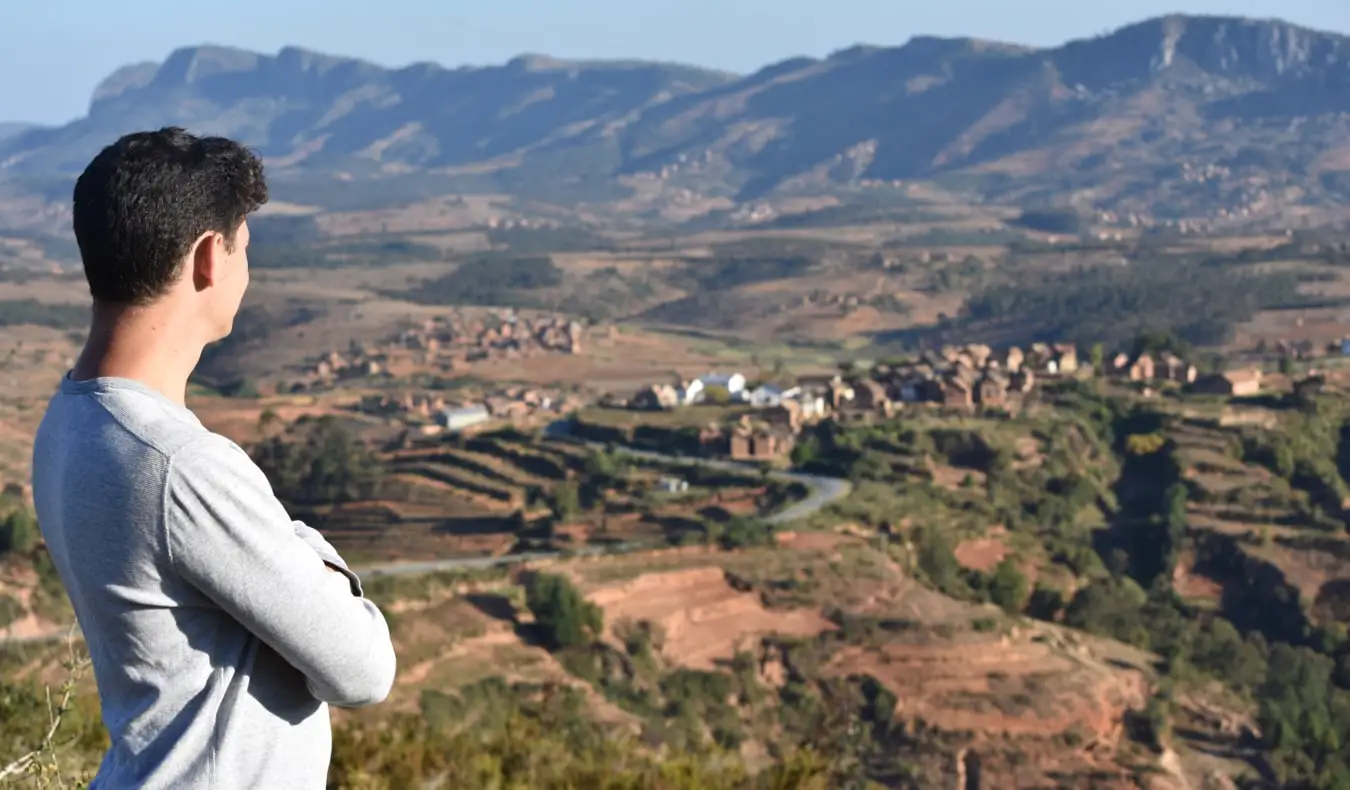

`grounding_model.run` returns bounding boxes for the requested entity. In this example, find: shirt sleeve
[164,434,396,708]
[292,520,363,596]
